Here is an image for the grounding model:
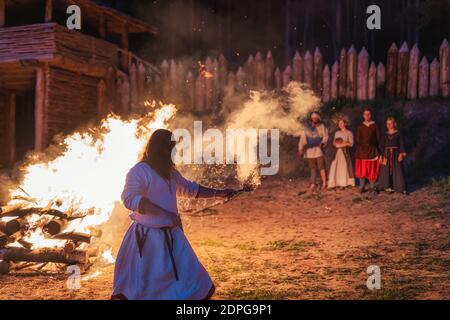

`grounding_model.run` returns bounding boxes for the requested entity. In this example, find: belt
[135,224,179,281]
